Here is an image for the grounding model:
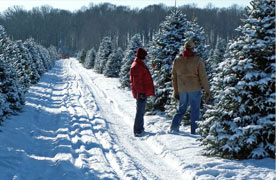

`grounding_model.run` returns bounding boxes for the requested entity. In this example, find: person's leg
[170,92,189,131]
[189,91,201,134]
[134,98,147,135]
